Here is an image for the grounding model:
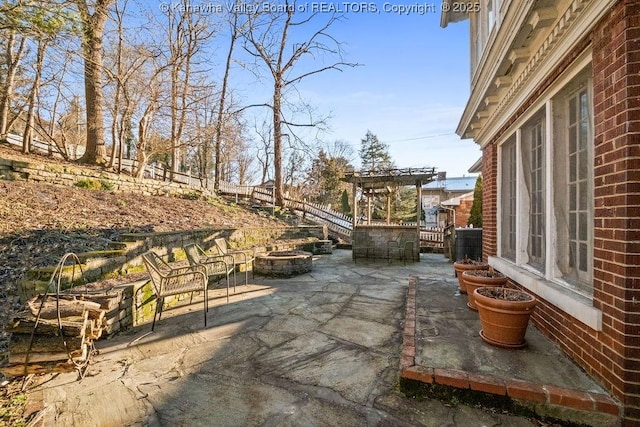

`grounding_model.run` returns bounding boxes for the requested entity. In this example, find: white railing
[5,132,85,160]
[420,227,445,248]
